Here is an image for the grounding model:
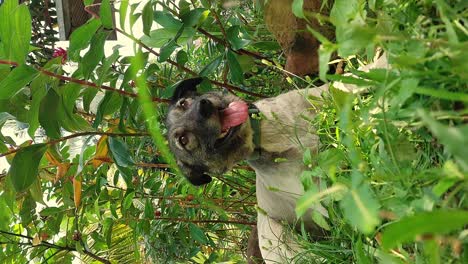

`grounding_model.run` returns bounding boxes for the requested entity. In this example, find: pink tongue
[221,101,249,132]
